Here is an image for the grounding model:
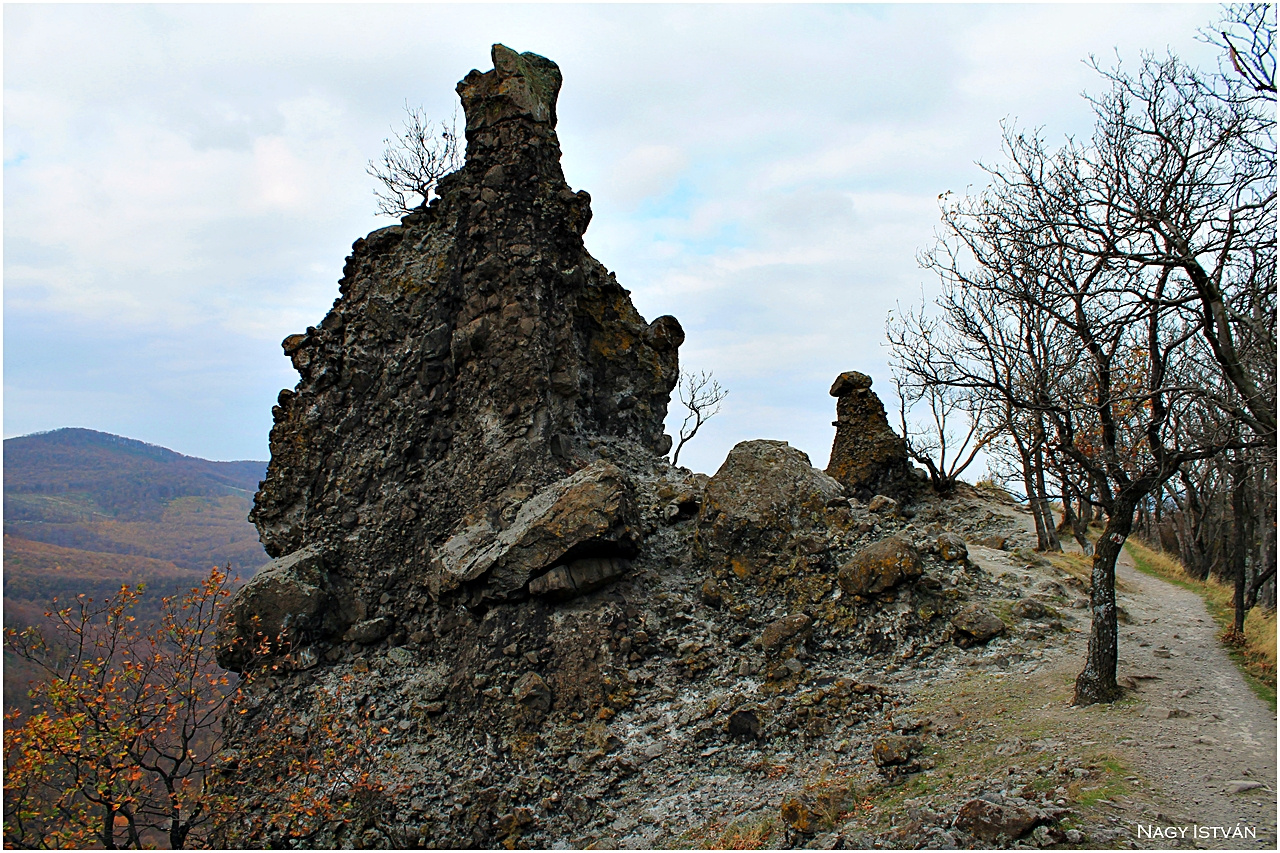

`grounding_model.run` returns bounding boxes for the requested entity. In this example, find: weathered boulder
[1011,598,1050,620]
[936,532,968,562]
[872,734,921,767]
[697,439,846,580]
[954,798,1038,841]
[867,494,899,515]
[512,671,553,713]
[245,43,682,638]
[837,536,923,597]
[215,546,329,672]
[952,603,1006,644]
[430,461,640,602]
[971,534,1008,550]
[825,372,915,503]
